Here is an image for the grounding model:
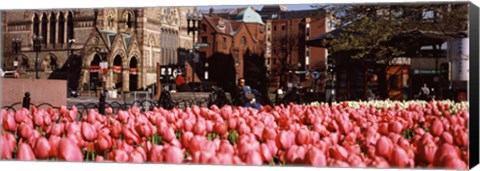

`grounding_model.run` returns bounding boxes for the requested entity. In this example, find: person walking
[418,83,430,101]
